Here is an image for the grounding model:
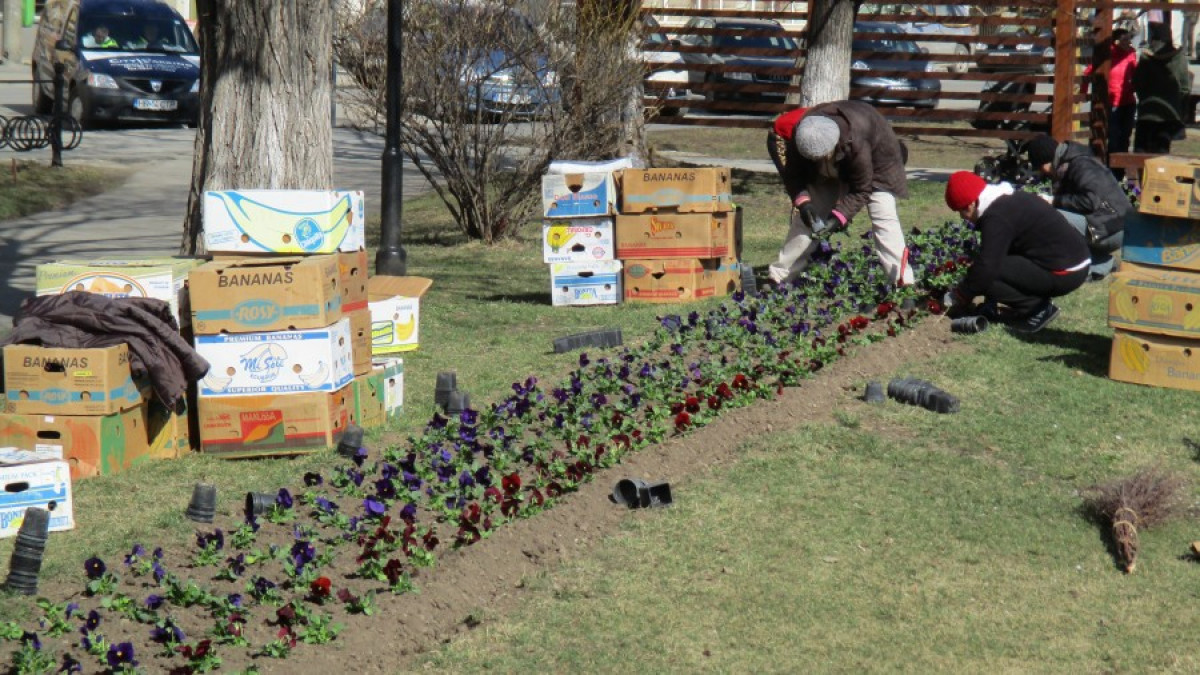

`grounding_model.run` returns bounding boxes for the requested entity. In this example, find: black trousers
[986,256,1088,315]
